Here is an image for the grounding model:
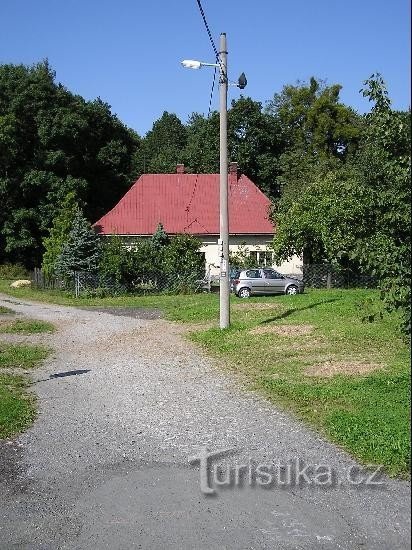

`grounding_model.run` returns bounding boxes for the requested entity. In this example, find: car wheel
[285,285,298,295]
[238,287,251,298]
